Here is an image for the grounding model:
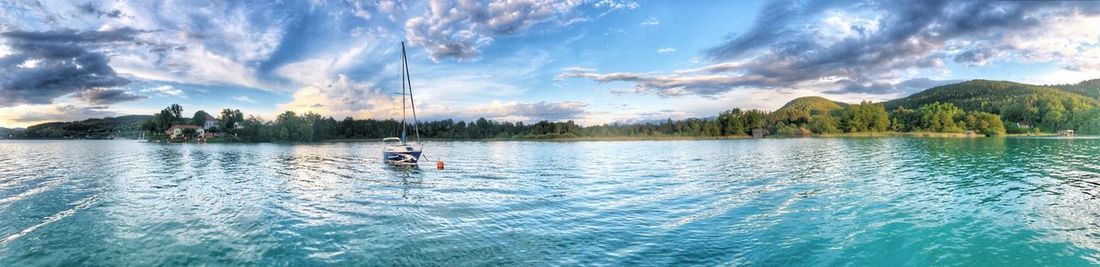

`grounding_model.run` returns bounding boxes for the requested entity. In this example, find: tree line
[143,99,1100,142]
